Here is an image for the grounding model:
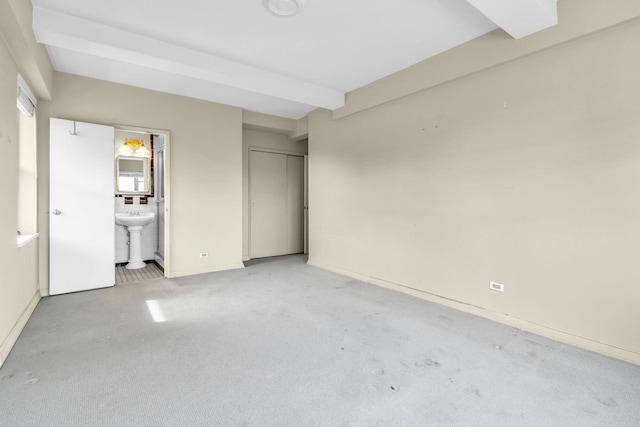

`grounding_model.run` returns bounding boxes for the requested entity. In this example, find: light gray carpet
[1,255,638,426]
